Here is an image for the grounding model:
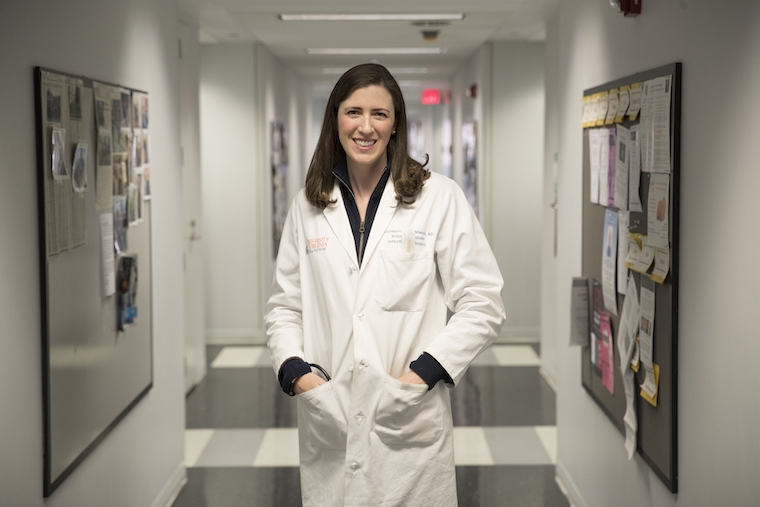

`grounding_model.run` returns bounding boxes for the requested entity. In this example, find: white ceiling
[179,0,557,84]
